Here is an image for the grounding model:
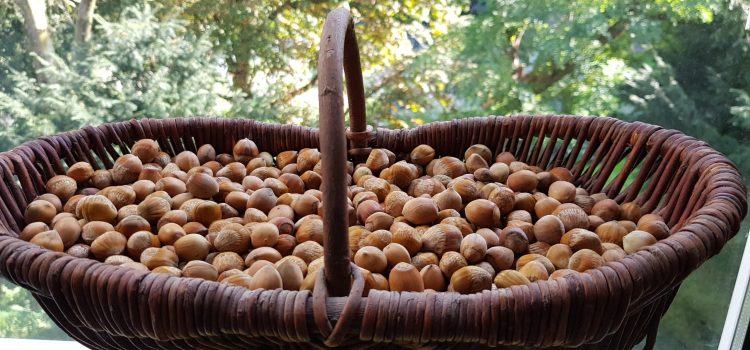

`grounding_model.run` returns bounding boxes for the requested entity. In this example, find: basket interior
[0,116,729,236]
